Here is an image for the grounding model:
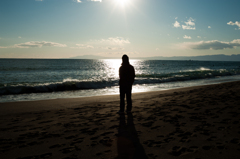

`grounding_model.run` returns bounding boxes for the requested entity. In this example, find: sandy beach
[1,81,240,159]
